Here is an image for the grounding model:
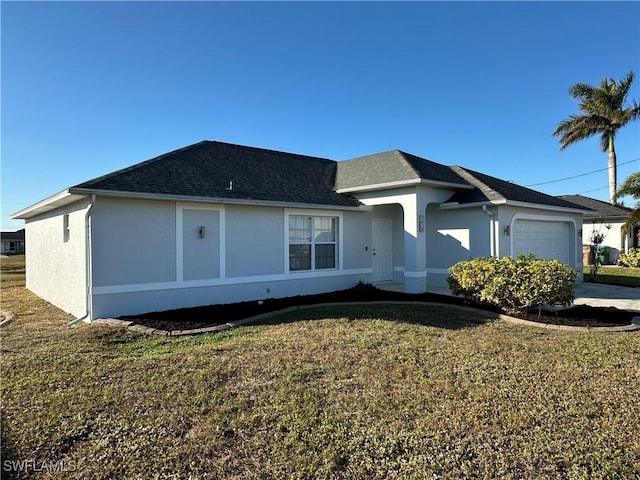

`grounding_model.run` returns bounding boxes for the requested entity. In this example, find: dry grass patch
[1,257,640,479]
